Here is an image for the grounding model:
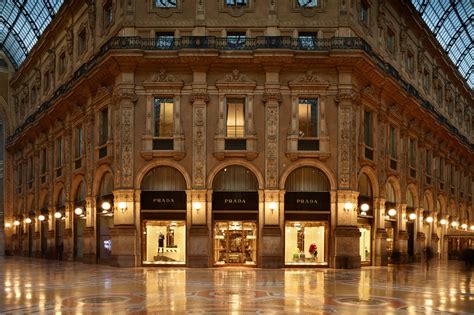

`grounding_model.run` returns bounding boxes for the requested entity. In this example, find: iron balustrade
[6,35,472,151]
